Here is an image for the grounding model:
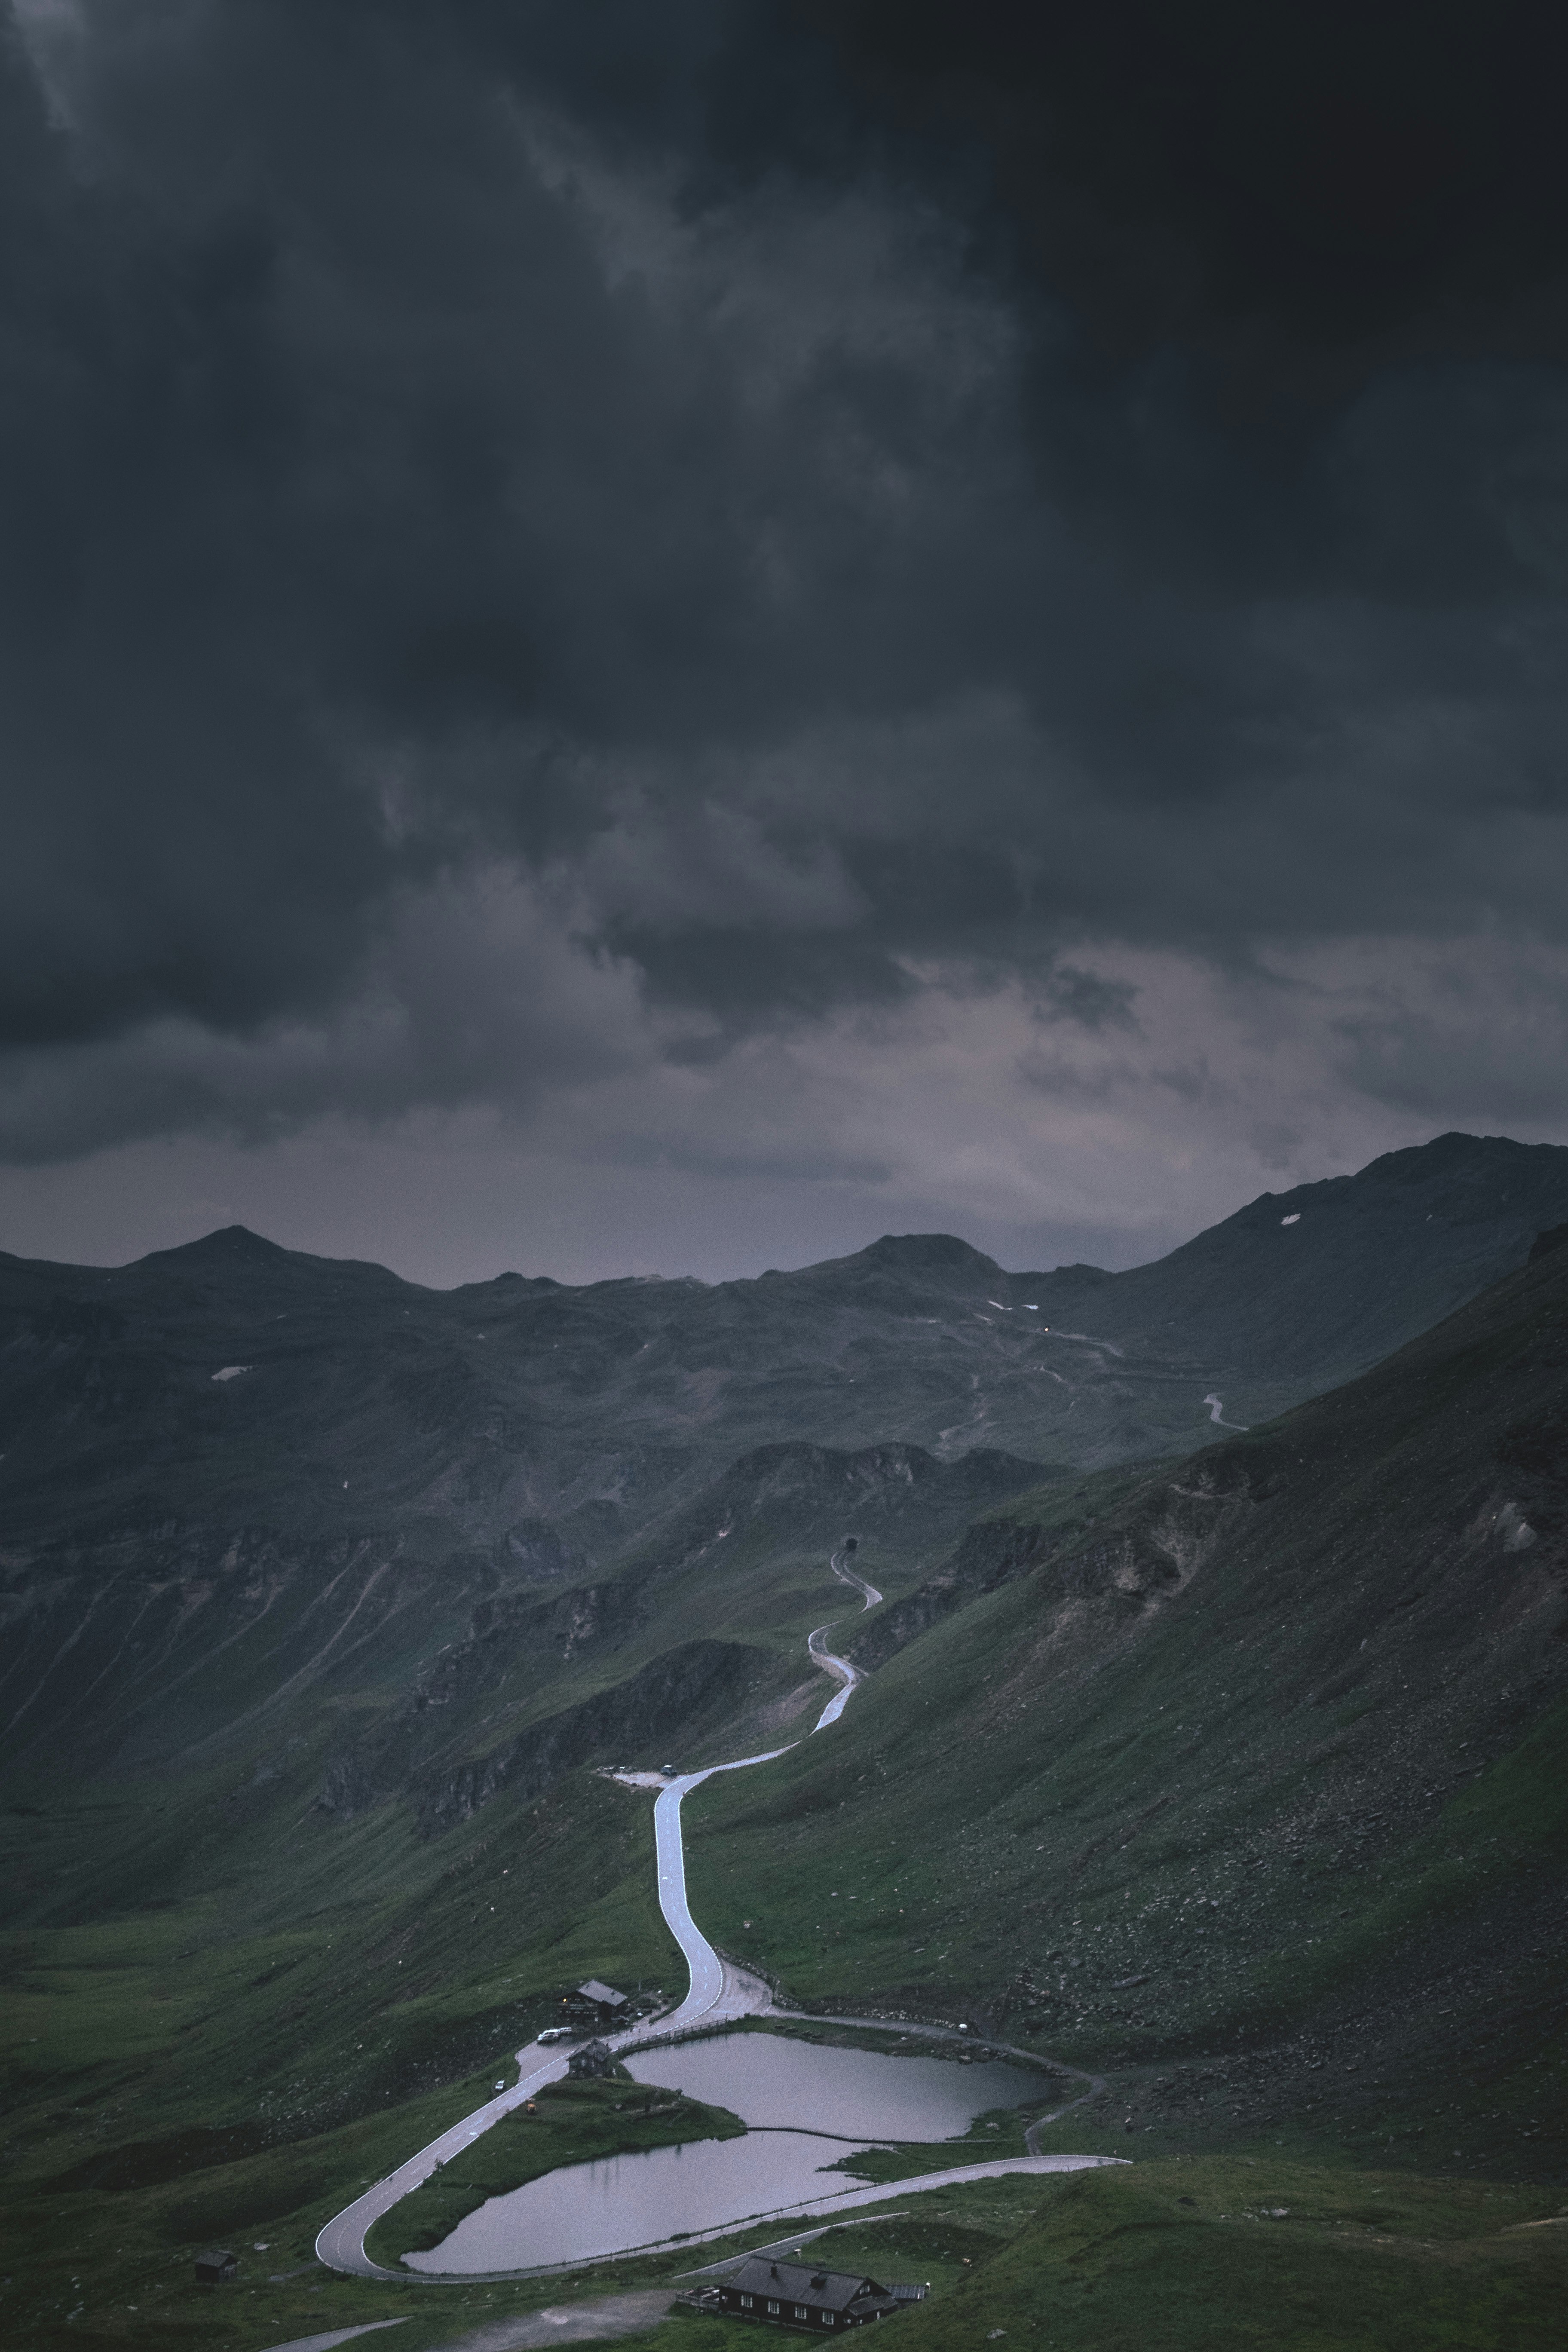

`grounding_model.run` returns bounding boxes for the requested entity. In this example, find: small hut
[566,2037,616,2080]
[194,2248,238,2284]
